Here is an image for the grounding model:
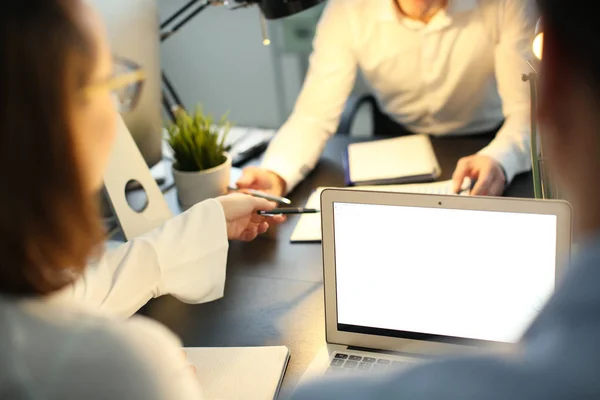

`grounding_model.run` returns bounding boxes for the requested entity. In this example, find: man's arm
[292,352,563,400]
[478,0,538,184]
[259,0,359,193]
